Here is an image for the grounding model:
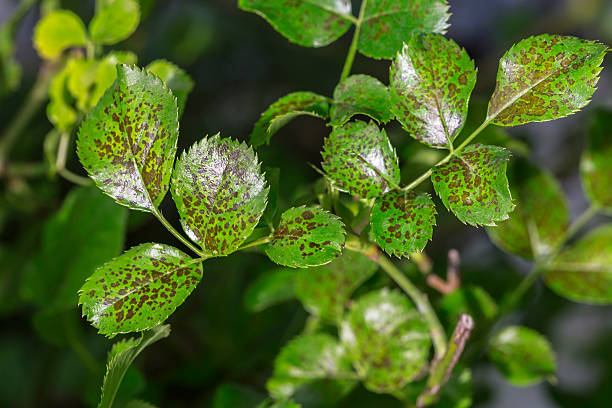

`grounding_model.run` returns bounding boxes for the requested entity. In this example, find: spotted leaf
[79,243,203,336]
[295,251,378,323]
[487,35,607,126]
[238,0,353,48]
[77,64,179,212]
[544,225,612,304]
[330,75,393,126]
[321,120,400,199]
[487,159,569,259]
[266,206,346,268]
[358,0,450,59]
[488,326,556,386]
[250,92,329,148]
[390,34,477,148]
[340,288,430,393]
[581,109,612,211]
[370,190,436,258]
[432,144,514,226]
[171,135,268,256]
